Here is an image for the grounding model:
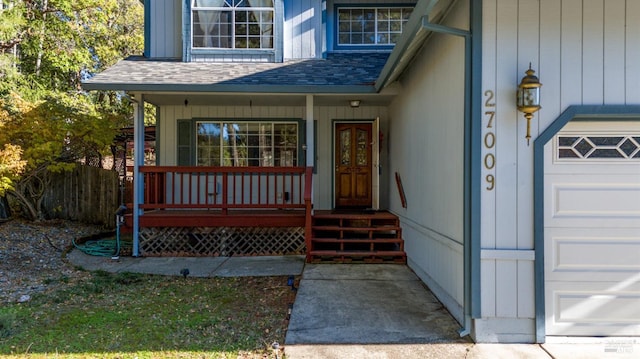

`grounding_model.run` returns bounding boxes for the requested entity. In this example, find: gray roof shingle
[83,53,390,93]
